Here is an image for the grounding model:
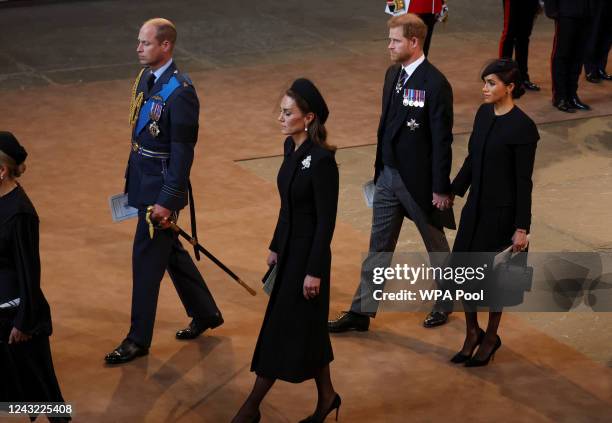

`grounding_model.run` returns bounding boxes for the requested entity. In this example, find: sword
[146,207,256,296]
